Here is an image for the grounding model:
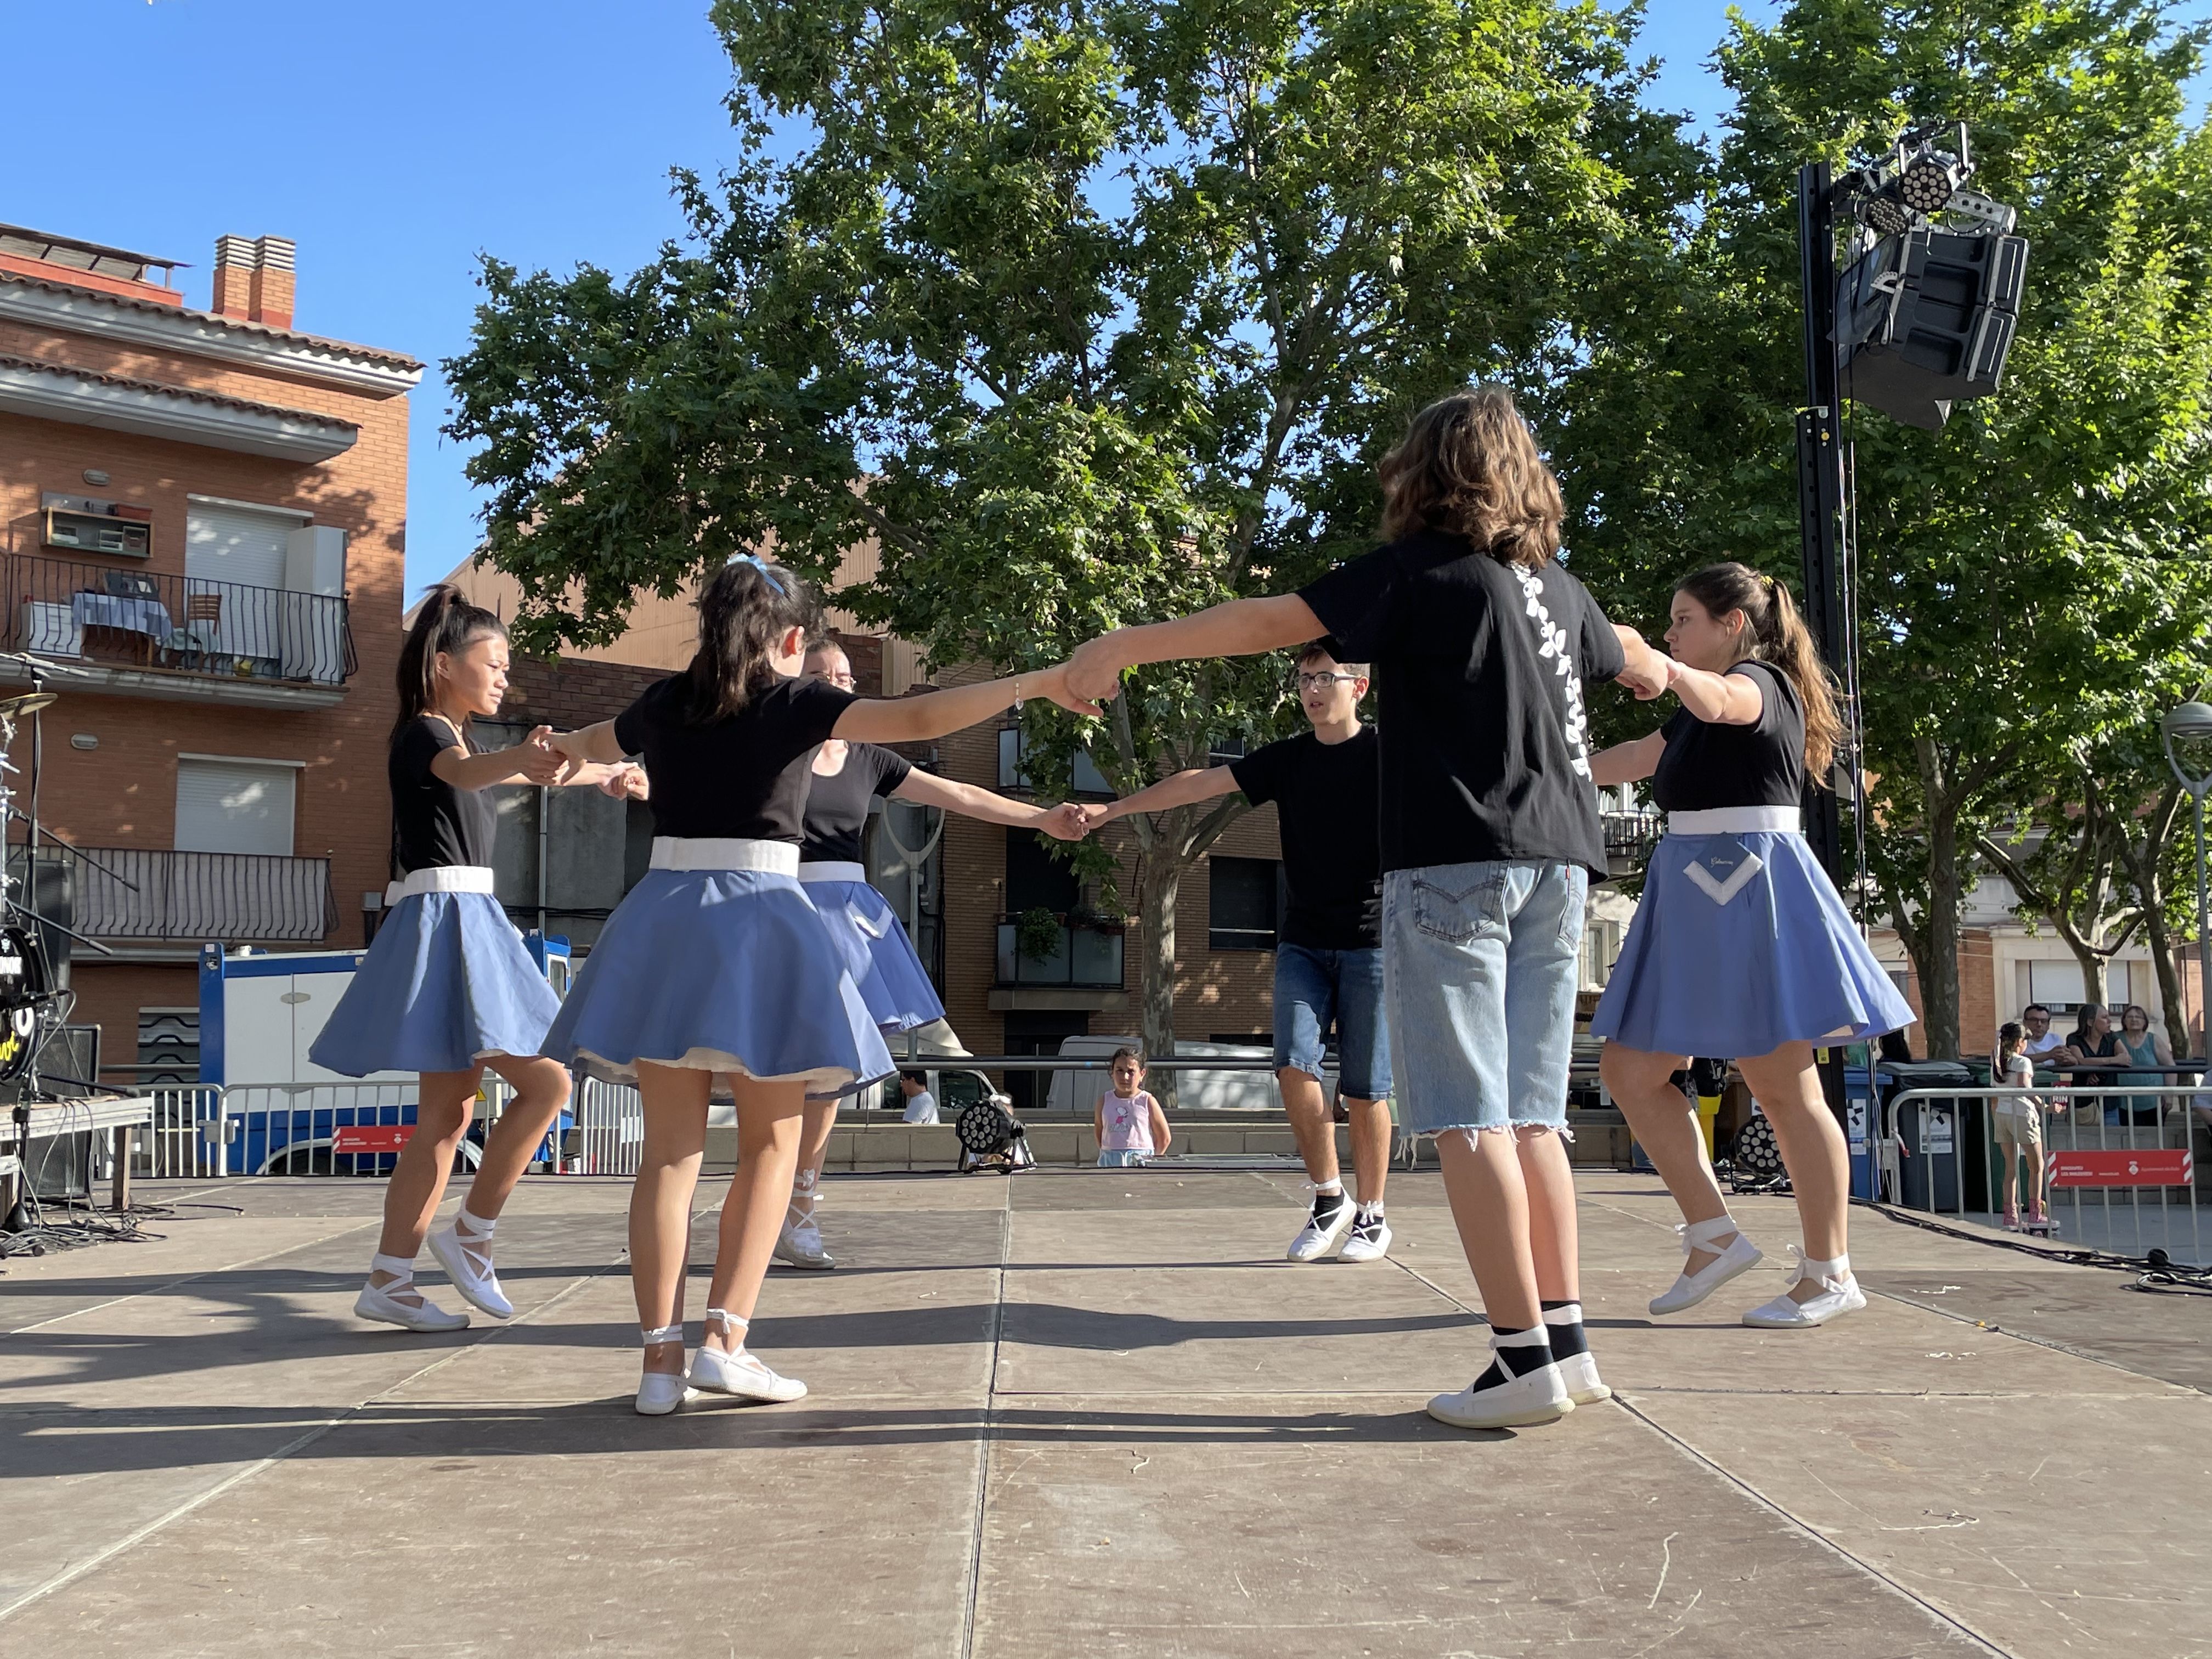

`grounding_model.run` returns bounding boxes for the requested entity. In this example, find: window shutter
[175,759,296,856]
[185,503,291,591]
